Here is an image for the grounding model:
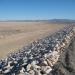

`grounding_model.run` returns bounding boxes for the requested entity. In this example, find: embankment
[50,37,75,75]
